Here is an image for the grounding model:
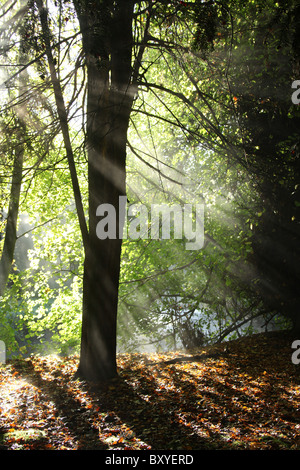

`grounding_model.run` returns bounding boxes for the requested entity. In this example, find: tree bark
[74,0,135,381]
[0,42,27,297]
[0,125,24,297]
